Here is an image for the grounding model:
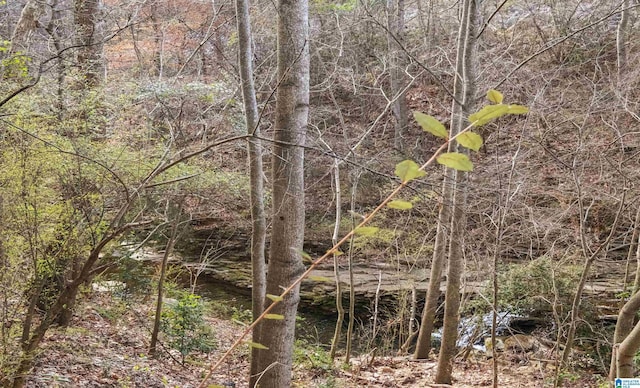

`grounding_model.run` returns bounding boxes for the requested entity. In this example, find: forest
[0,0,639,386]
